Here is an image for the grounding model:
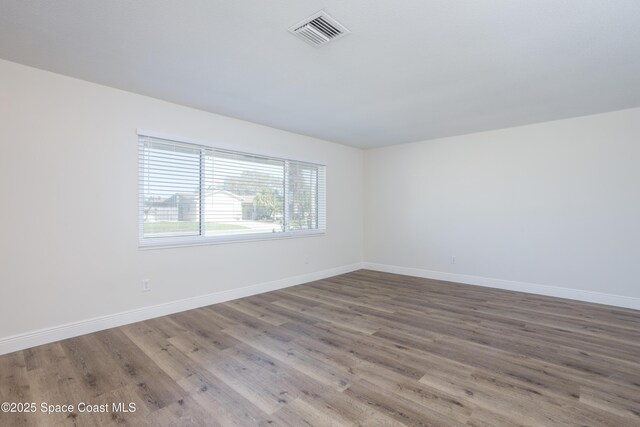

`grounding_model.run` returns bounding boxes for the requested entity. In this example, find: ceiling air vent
[289,11,350,47]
